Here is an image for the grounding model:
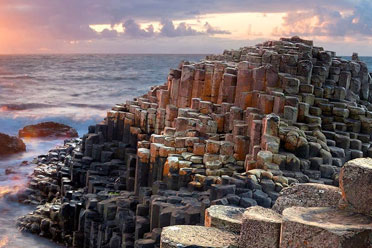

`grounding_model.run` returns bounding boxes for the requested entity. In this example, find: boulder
[19,122,78,138]
[281,207,372,248]
[205,205,245,233]
[272,183,341,213]
[160,225,238,248]
[239,206,282,248]
[0,132,26,156]
[339,158,372,216]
